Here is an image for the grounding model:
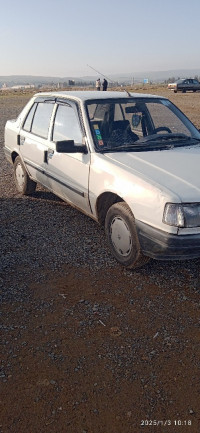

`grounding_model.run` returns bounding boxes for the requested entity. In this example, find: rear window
[23,102,54,139]
[23,103,37,132]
